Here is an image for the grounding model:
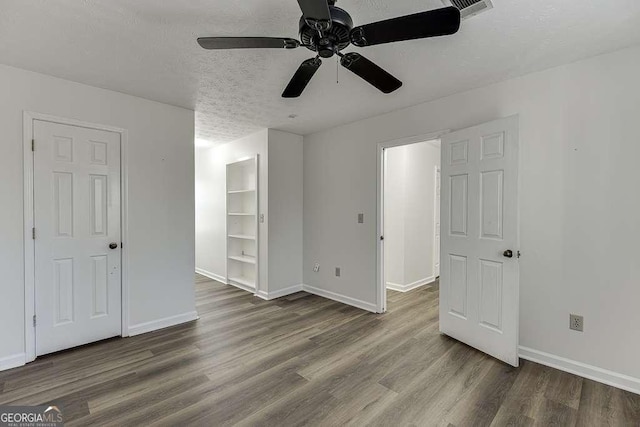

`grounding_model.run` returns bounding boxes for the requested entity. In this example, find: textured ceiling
[1,0,640,144]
